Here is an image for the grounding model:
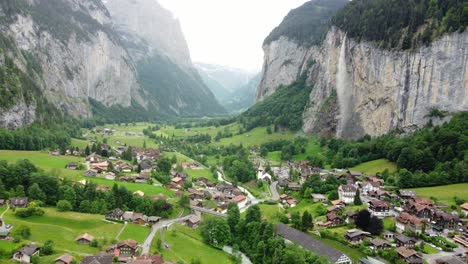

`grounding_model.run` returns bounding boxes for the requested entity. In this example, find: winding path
[141,215,194,255]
